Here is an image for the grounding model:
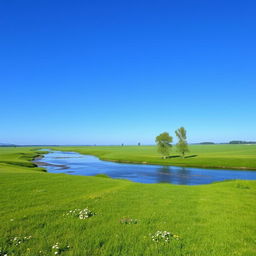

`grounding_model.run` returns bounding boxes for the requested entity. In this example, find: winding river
[34,150,256,185]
